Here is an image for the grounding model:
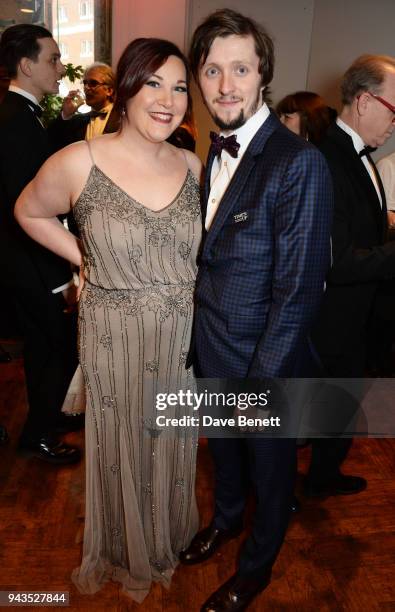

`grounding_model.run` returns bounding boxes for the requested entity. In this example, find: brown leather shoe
[179,523,243,565]
[200,571,271,611]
